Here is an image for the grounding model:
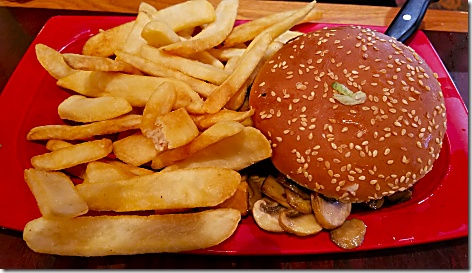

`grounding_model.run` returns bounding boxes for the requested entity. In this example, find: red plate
[0,16,467,255]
